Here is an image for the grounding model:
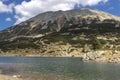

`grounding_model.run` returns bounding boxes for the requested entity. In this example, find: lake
[0,57,120,80]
